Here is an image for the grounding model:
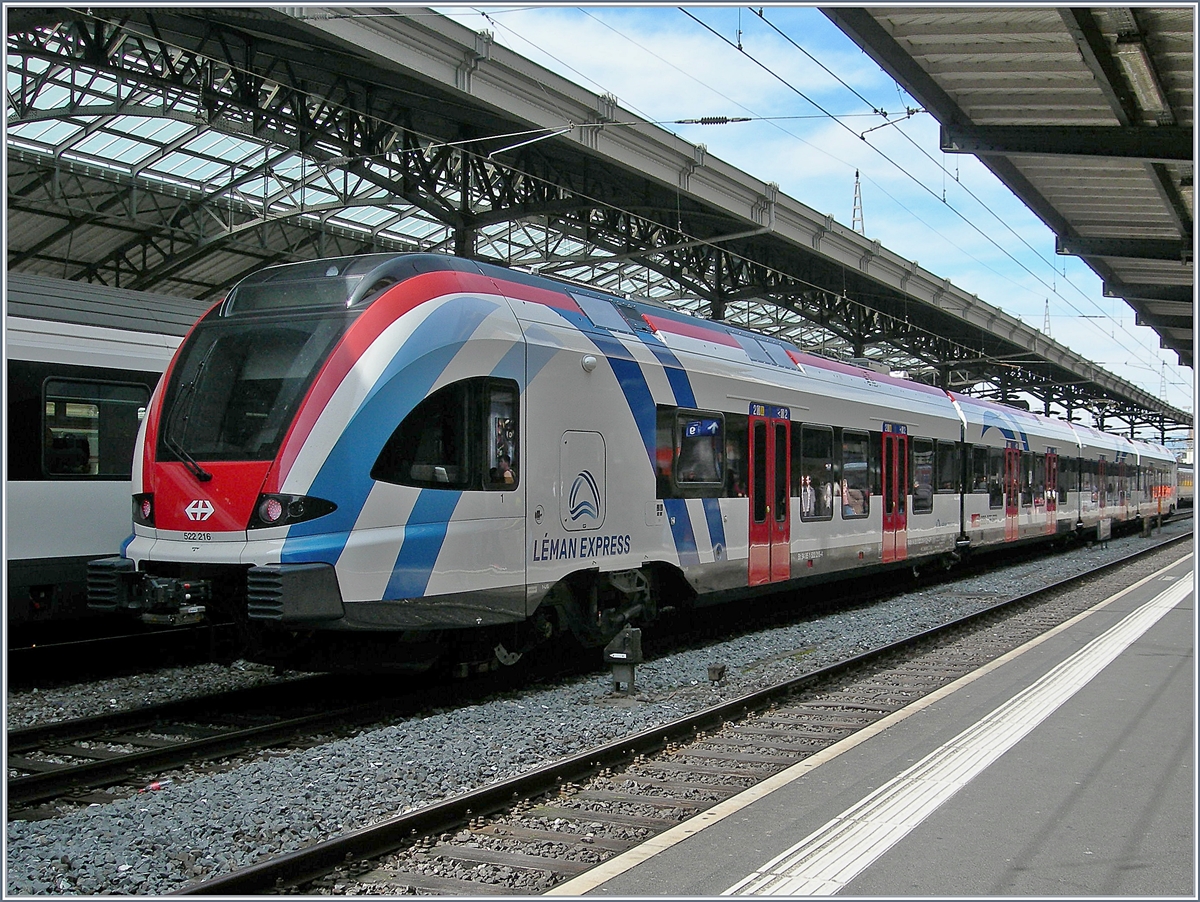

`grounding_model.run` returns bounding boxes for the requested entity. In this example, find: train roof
[6,272,209,336]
